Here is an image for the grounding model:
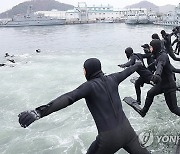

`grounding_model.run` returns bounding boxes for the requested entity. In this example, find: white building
[36,3,148,22]
[87,4,114,21]
[65,9,79,22]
